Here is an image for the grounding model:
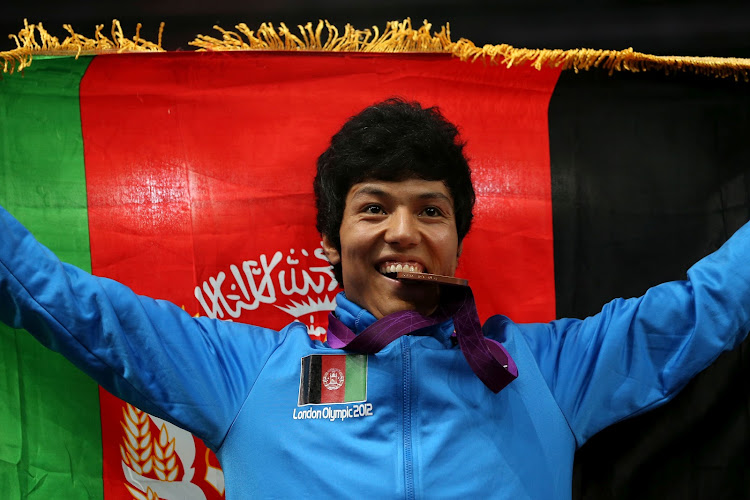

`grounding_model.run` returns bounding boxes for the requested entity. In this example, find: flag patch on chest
[298,354,367,405]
